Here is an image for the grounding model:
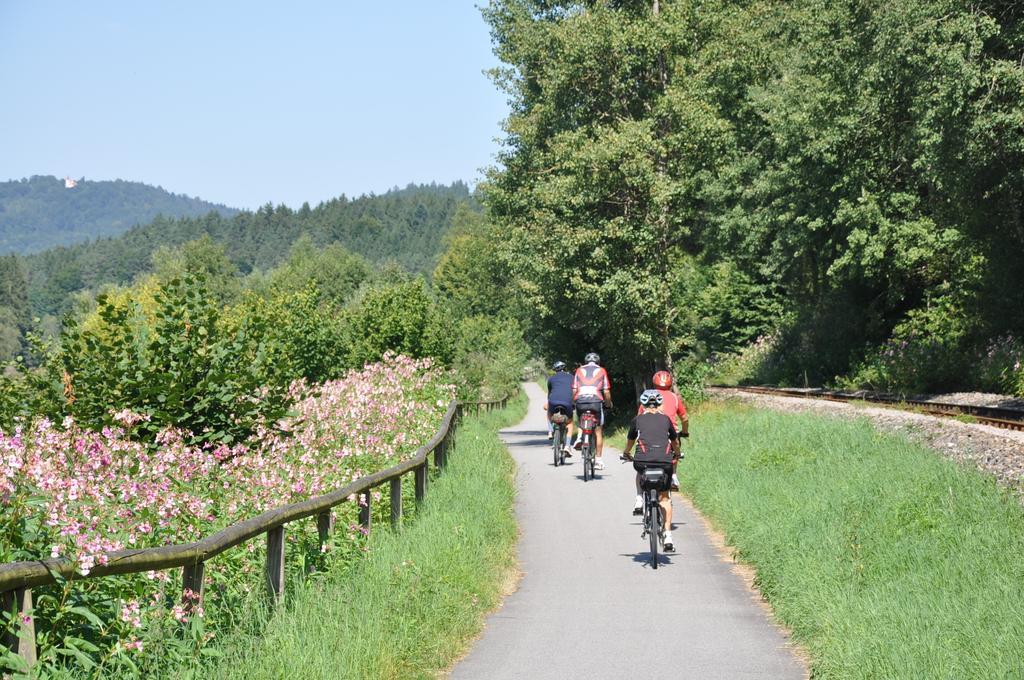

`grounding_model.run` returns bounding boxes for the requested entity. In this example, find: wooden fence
[1,393,514,670]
